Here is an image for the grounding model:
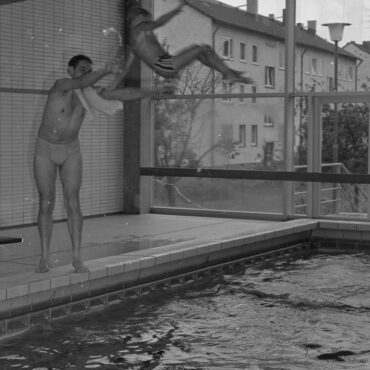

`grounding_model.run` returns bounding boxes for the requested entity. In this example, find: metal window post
[283,0,296,217]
